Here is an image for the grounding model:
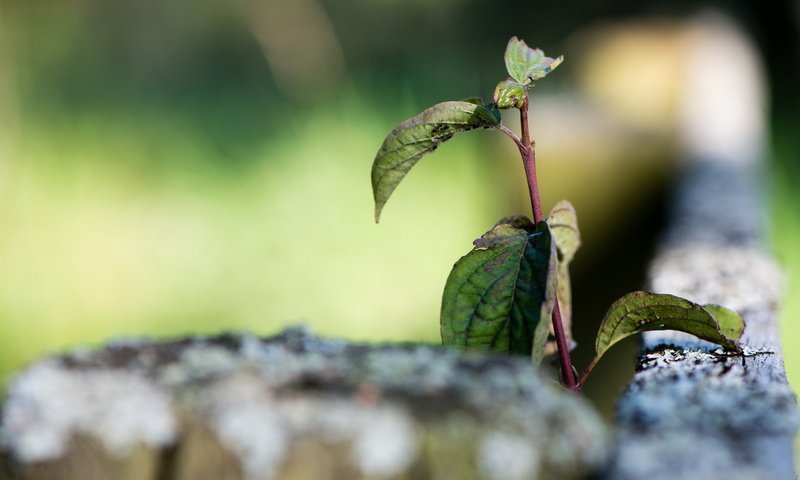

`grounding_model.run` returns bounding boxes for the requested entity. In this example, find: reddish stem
[551,301,578,390]
[518,98,544,222]
[518,97,578,392]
